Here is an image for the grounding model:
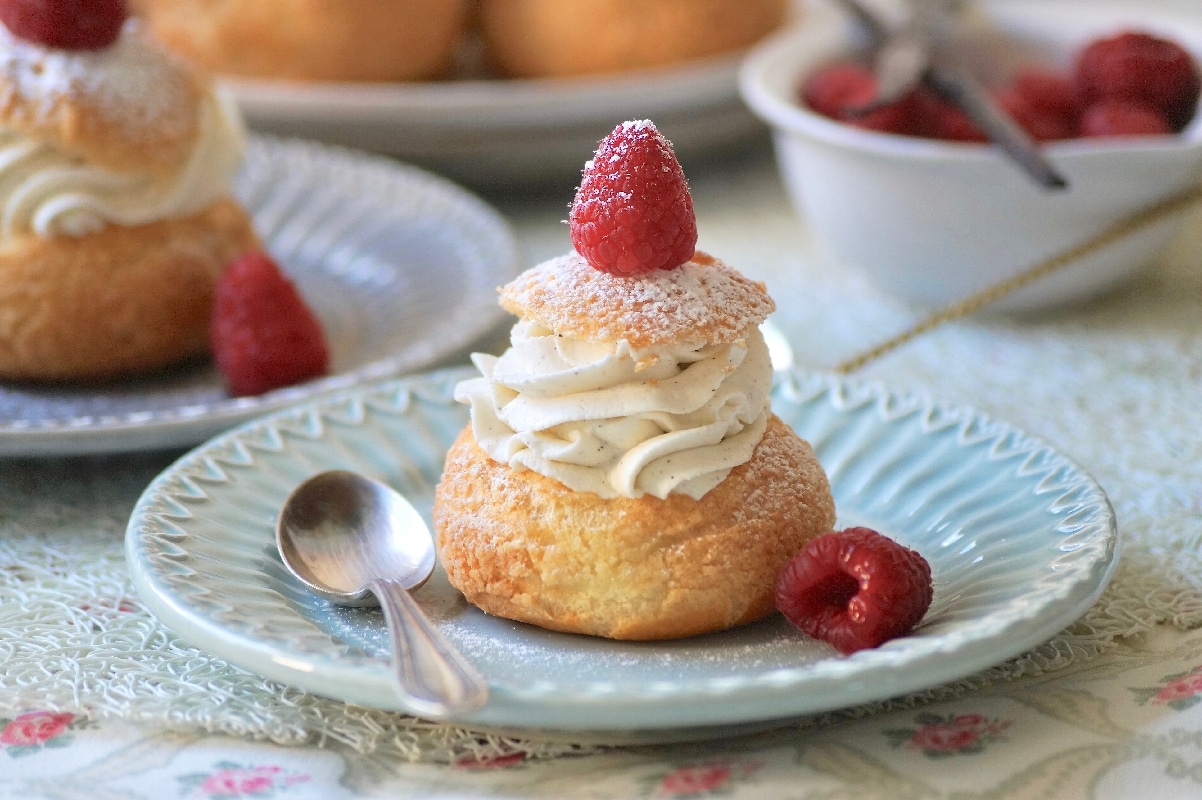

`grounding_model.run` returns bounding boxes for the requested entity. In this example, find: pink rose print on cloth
[177,762,310,798]
[0,711,90,759]
[1131,665,1202,711]
[885,712,1013,758]
[647,758,763,798]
